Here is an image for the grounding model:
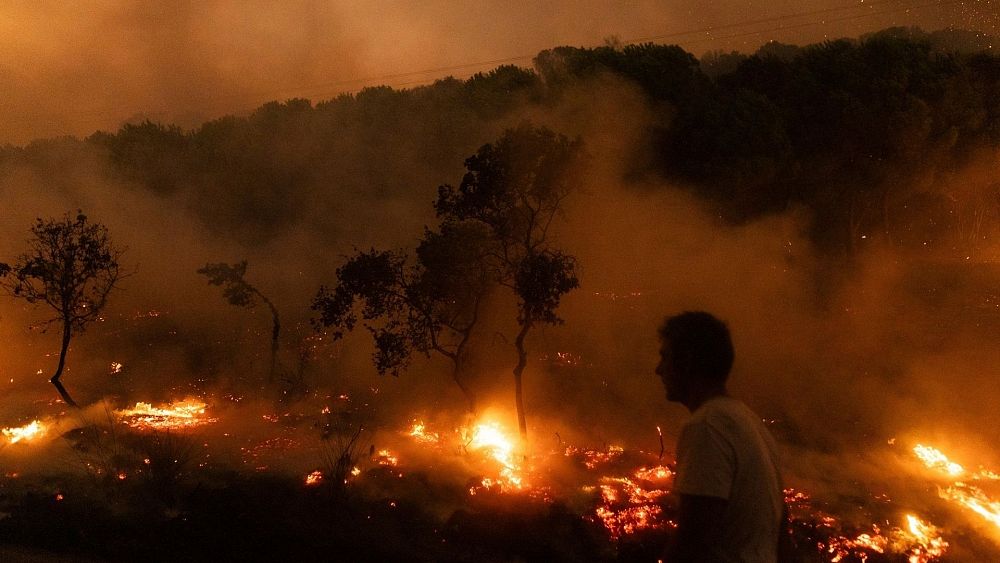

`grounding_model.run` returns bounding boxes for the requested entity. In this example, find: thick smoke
[0,1,986,144]
[1,30,1000,547]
